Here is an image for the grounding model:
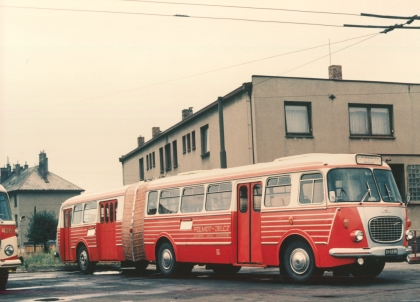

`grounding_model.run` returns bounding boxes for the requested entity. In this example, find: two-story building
[1,152,84,249]
[119,66,420,227]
